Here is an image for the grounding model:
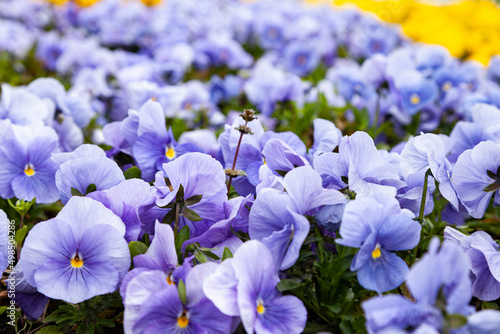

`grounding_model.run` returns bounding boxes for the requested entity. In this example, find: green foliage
[177,280,187,305]
[128,241,148,259]
[15,225,30,247]
[277,223,373,333]
[175,225,190,264]
[71,184,97,197]
[7,197,36,217]
[42,293,122,333]
[123,166,142,180]
[222,247,233,261]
